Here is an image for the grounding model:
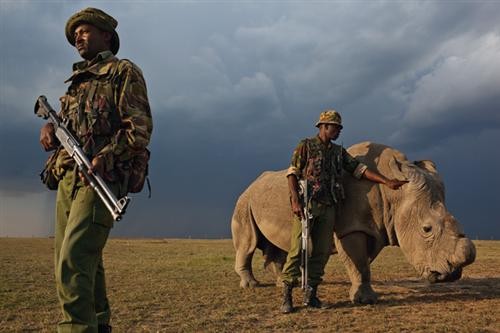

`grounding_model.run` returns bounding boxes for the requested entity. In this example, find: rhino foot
[240,278,259,288]
[239,272,260,288]
[350,283,378,304]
